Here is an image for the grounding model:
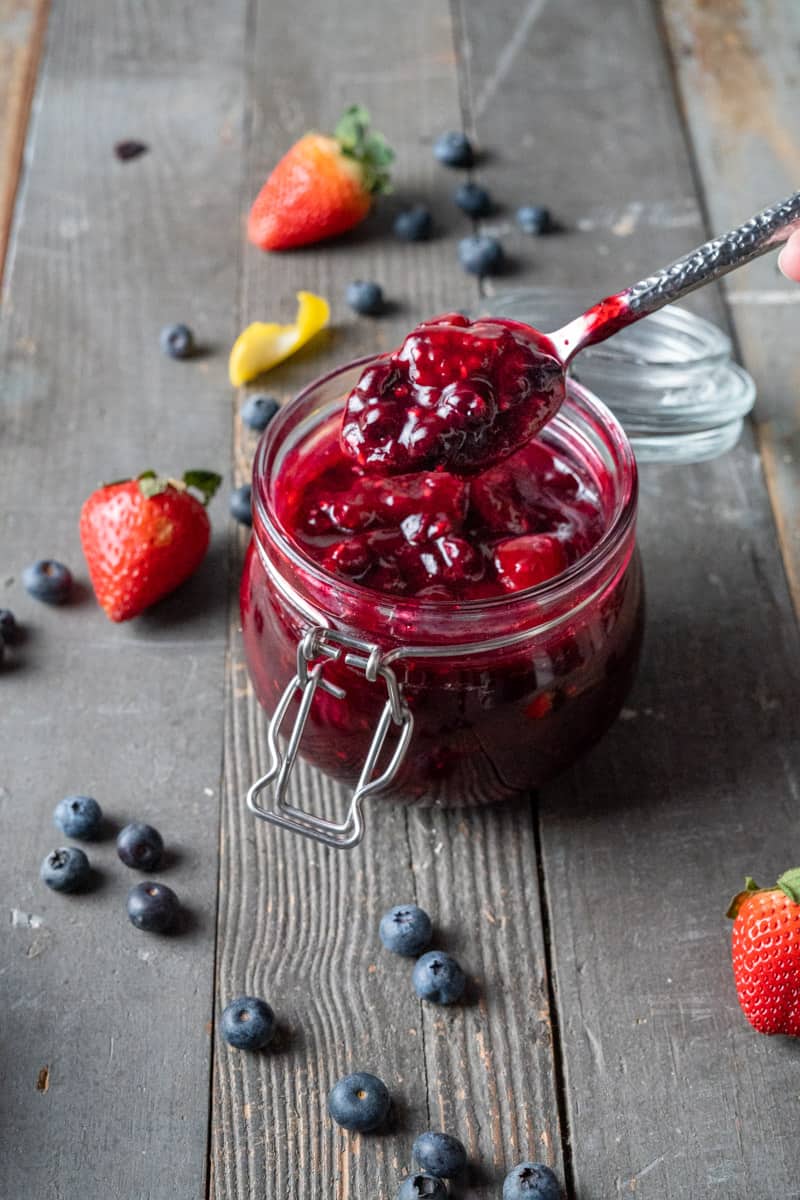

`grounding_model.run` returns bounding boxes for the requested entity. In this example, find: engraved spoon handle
[553,190,800,361]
